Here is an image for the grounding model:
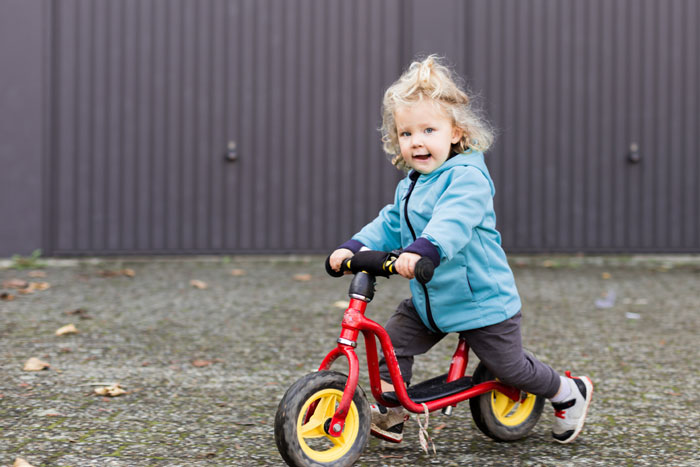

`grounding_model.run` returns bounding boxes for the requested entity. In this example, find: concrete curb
[2,253,700,270]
